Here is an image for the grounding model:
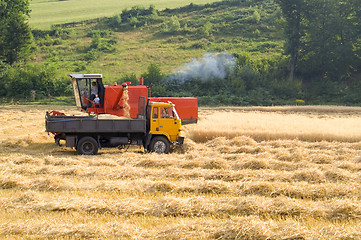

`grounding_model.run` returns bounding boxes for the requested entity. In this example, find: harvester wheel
[77,137,98,155]
[149,136,170,154]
